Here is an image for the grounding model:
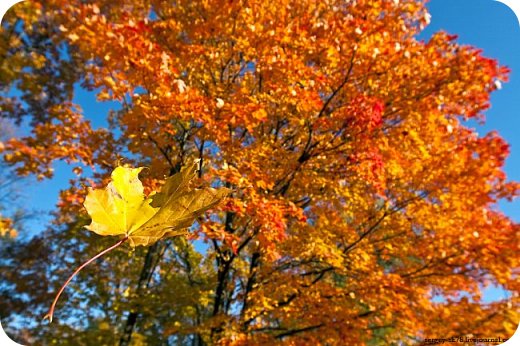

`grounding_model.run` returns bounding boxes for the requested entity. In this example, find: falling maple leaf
[44,159,230,322]
[84,159,230,246]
